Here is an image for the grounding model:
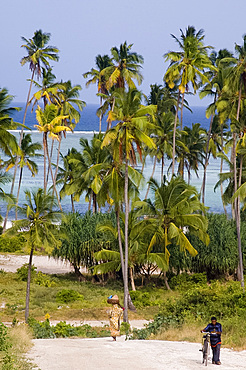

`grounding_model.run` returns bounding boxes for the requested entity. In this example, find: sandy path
[28,337,246,370]
[0,254,75,274]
